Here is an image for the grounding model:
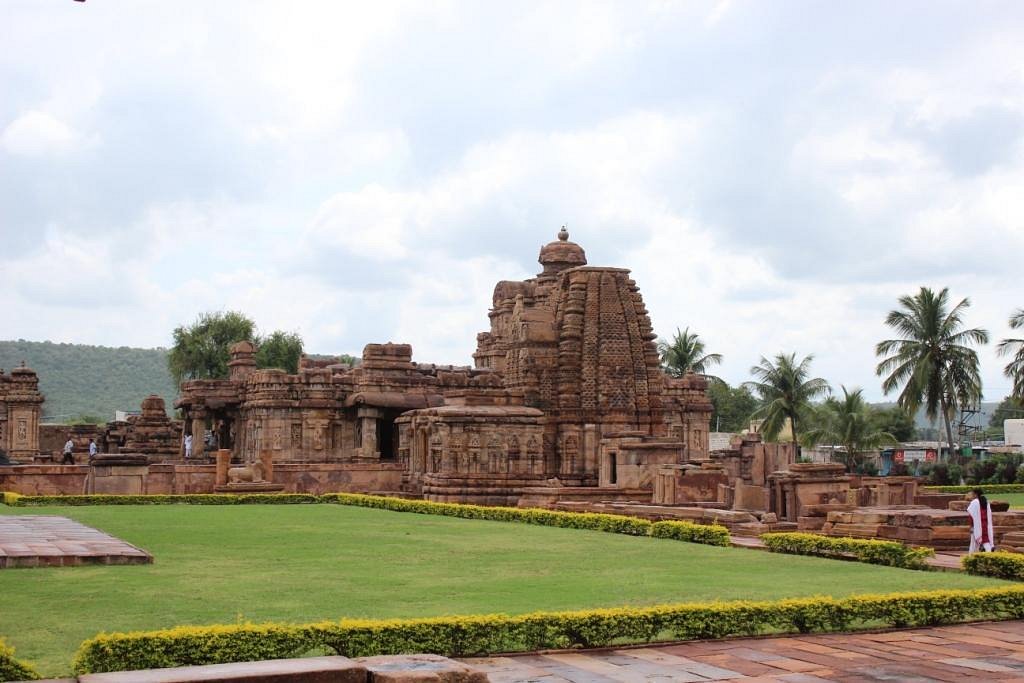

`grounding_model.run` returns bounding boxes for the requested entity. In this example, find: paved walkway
[0,515,151,568]
[728,535,966,572]
[465,621,1024,682]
